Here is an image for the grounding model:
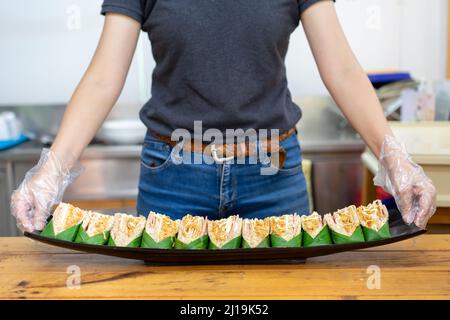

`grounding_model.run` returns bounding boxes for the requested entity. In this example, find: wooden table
[0,236,449,300]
